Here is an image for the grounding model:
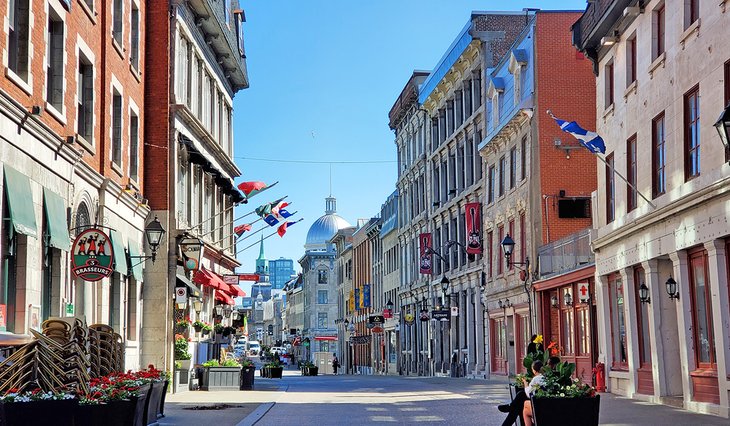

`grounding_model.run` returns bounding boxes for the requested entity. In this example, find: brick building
[479,11,596,381]
[0,0,148,369]
[142,0,248,375]
[574,0,730,417]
